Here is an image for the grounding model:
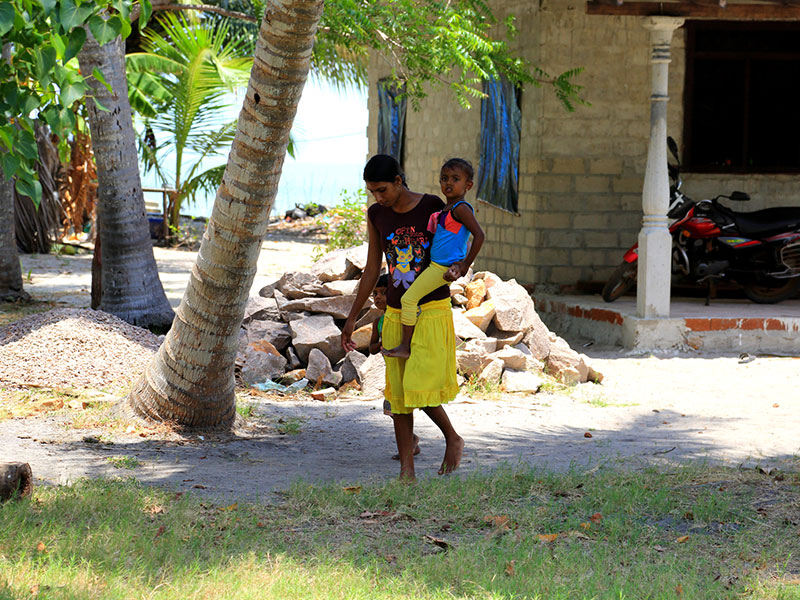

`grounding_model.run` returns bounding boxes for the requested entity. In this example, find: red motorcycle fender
[622,246,639,263]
